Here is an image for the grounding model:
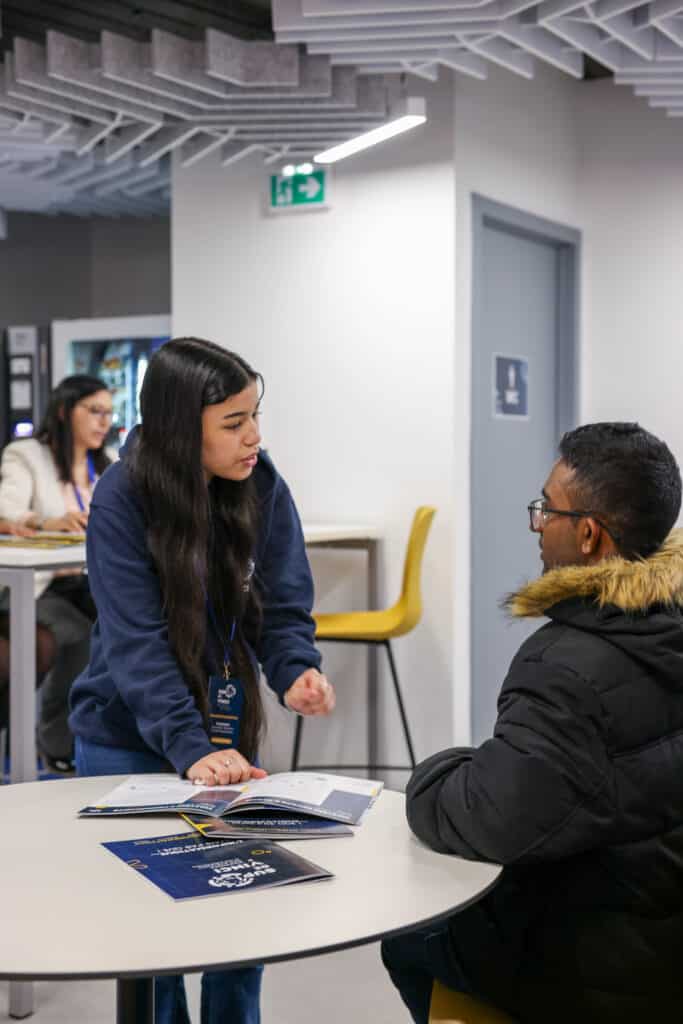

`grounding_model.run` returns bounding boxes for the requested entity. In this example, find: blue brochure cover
[102,832,334,901]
